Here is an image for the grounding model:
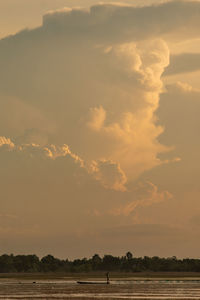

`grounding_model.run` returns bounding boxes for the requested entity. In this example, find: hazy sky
[1,0,200,259]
